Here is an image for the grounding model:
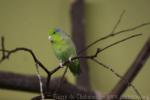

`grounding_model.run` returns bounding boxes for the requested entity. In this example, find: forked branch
[0,33,143,99]
[0,35,149,100]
